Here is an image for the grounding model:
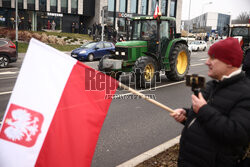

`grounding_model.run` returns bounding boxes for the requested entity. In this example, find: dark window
[130,0,137,13]
[108,0,114,11]
[2,0,11,8]
[61,0,67,13]
[141,0,148,15]
[231,27,249,37]
[96,43,104,49]
[18,0,23,9]
[27,0,35,10]
[151,0,156,15]
[104,42,112,48]
[161,0,168,16]
[27,0,35,4]
[50,0,57,12]
[170,0,177,17]
[71,0,78,14]
[0,40,8,47]
[39,0,46,11]
[120,0,127,13]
